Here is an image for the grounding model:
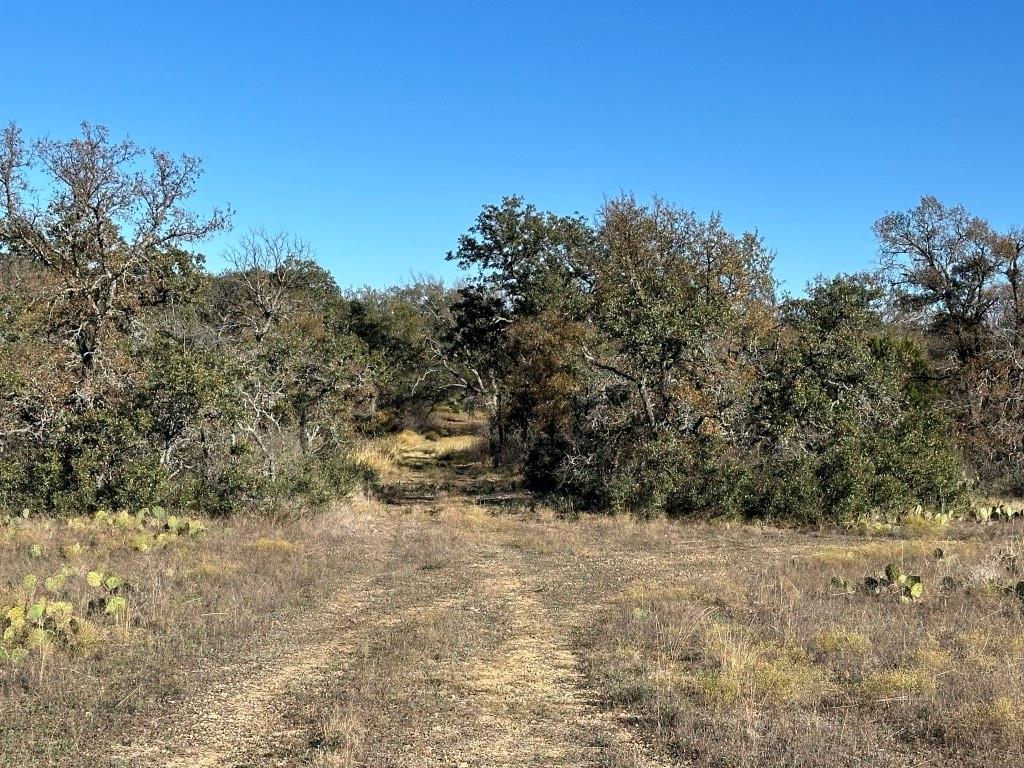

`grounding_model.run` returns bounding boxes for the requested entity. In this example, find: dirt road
[110,501,685,767]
